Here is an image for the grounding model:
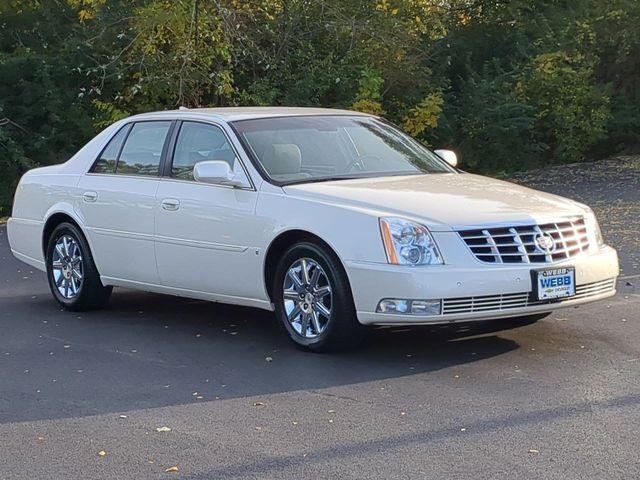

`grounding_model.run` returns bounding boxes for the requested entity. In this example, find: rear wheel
[273,242,366,352]
[45,222,112,311]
